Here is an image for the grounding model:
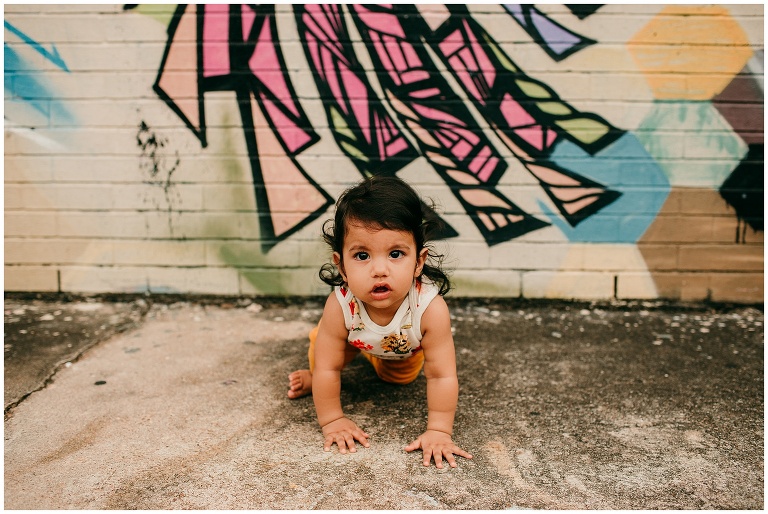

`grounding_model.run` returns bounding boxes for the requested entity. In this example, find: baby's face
[334,221,427,321]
